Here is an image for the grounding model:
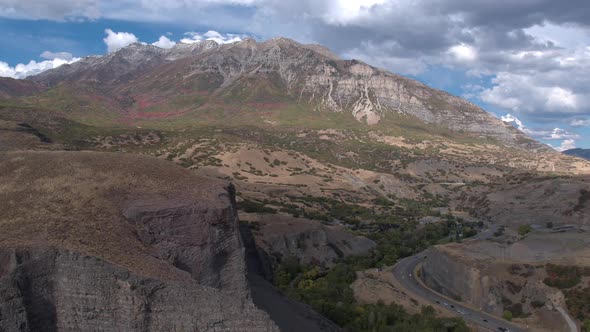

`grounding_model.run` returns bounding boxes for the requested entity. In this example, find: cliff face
[241,213,376,267]
[421,245,568,330]
[0,151,279,331]
[422,246,501,313]
[122,193,246,291]
[0,248,275,332]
